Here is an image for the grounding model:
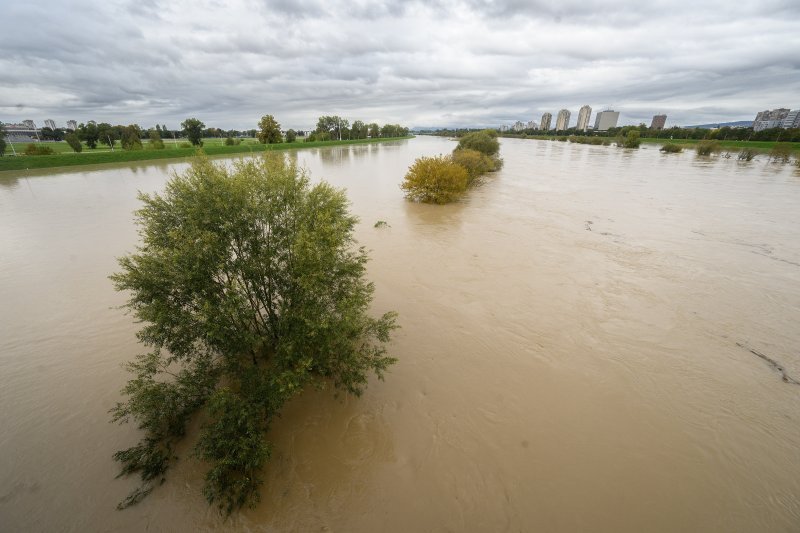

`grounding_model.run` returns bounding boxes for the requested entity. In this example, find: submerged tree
[111,154,398,514]
[455,130,500,156]
[401,155,469,204]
